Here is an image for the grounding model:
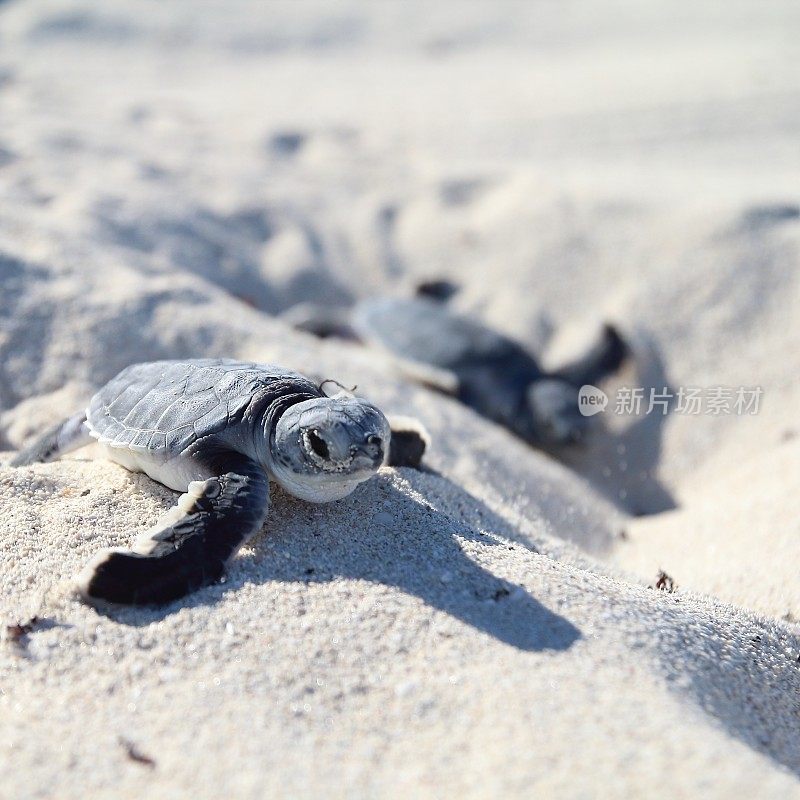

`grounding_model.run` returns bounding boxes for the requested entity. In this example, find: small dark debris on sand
[5,616,40,647]
[415,278,460,302]
[268,131,306,157]
[652,571,677,593]
[119,737,156,769]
